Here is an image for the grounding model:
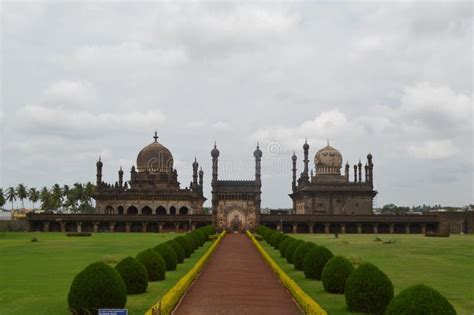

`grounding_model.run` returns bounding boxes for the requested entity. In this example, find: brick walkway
[173,233,301,315]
